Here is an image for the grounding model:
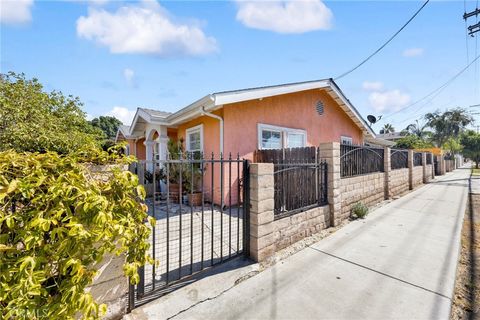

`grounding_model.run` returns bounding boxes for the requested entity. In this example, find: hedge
[0,148,153,319]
